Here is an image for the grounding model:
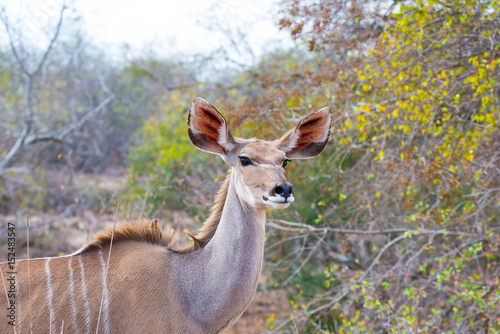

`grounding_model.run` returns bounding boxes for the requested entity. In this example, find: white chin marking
[265,195,295,204]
